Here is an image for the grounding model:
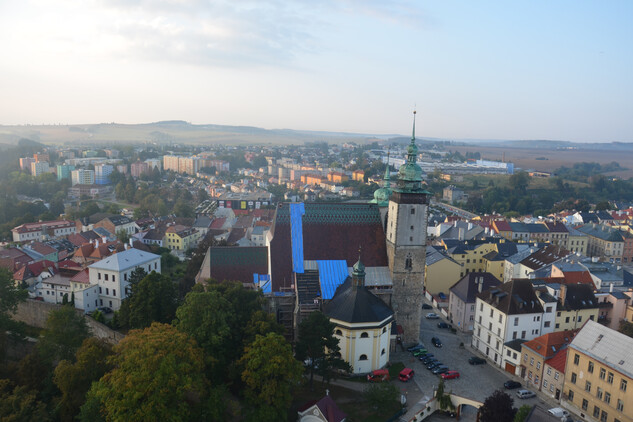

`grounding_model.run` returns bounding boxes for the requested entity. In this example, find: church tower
[385,111,429,344]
